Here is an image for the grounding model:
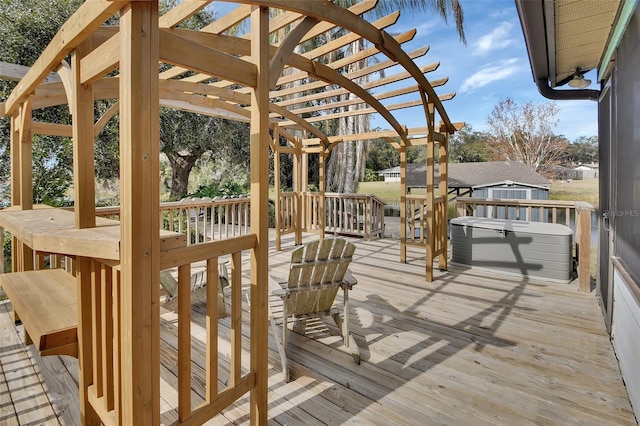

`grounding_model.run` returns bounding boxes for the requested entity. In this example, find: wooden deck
[0,236,636,425]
